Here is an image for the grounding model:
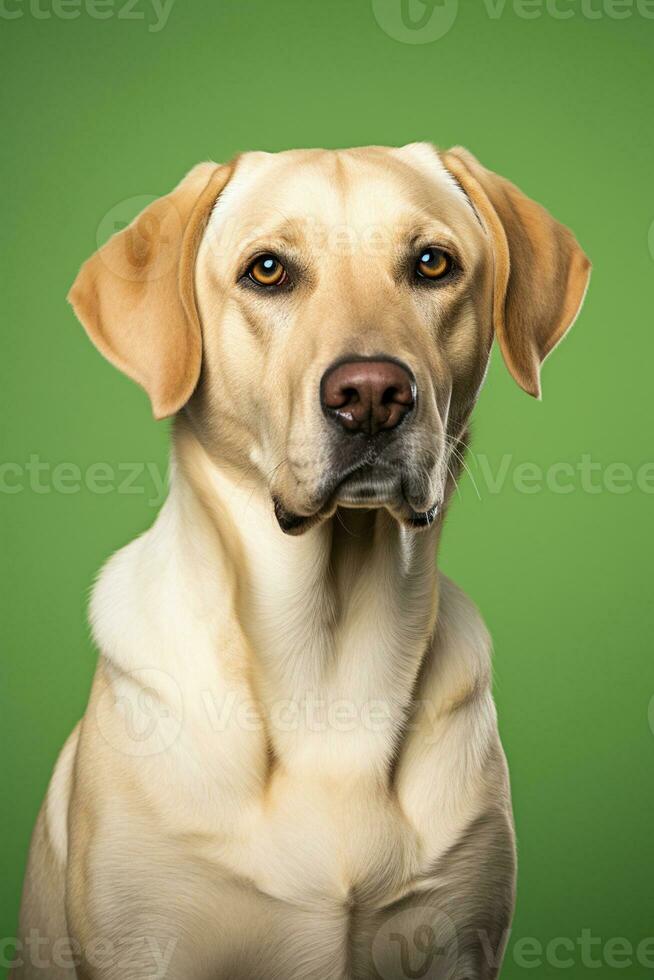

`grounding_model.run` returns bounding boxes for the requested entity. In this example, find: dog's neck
[172,419,443,779]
